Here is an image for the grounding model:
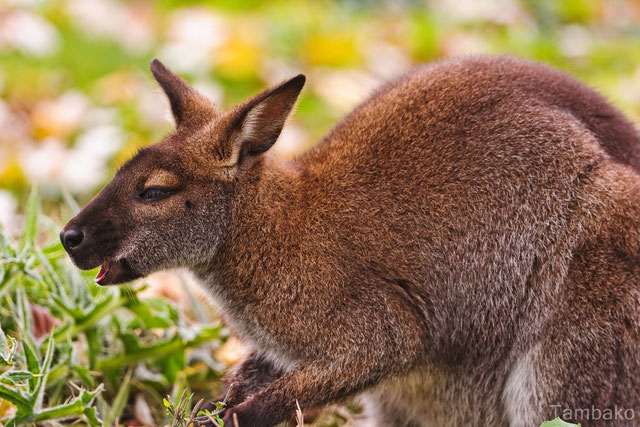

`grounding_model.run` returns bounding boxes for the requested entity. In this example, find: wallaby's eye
[138,187,172,201]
